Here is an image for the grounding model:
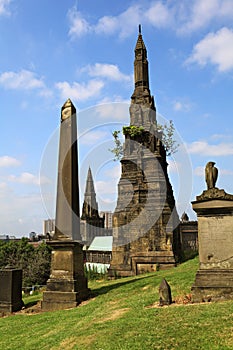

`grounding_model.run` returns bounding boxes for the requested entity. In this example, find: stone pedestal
[191,188,233,302]
[0,269,24,312]
[109,250,176,277]
[41,241,89,311]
